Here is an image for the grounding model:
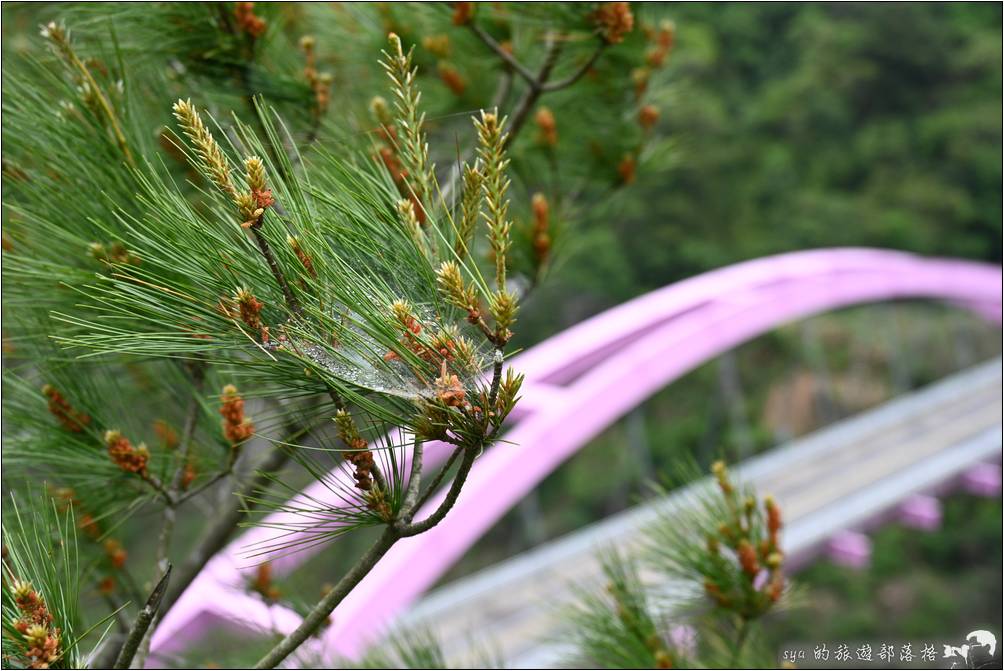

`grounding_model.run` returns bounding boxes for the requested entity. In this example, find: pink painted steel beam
[149,249,1002,663]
